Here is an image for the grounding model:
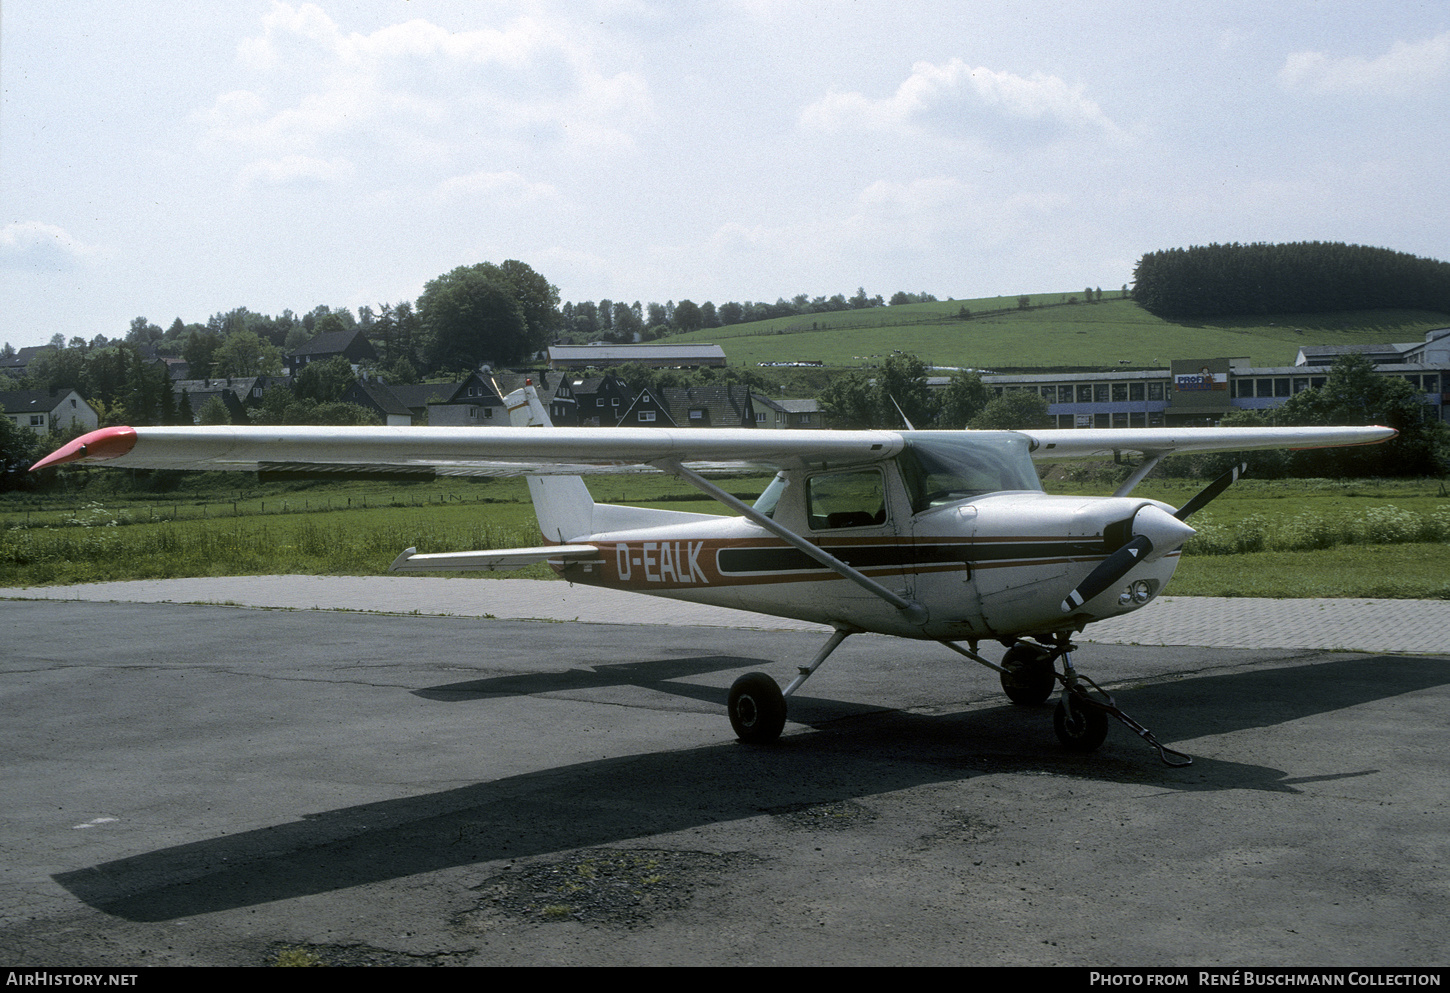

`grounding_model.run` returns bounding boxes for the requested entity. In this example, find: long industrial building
[971,329,1449,428]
